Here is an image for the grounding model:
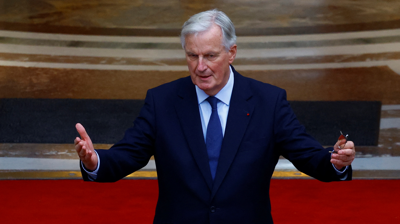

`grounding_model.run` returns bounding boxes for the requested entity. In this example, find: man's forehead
[184,32,224,52]
[184,42,224,54]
